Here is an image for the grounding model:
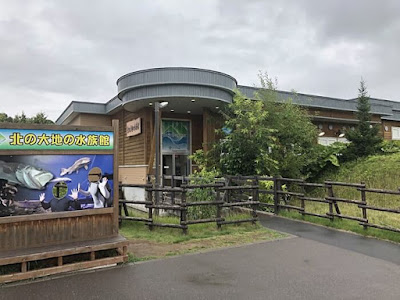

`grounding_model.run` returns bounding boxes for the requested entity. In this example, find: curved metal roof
[56,67,400,124]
